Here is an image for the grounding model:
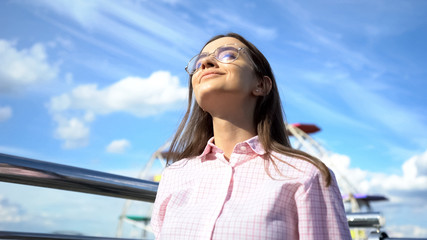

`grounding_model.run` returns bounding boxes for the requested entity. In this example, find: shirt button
[240,146,247,151]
